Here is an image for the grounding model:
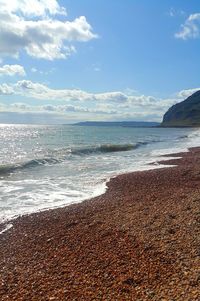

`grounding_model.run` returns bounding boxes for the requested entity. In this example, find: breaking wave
[0,142,148,176]
[71,142,146,155]
[0,158,61,176]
